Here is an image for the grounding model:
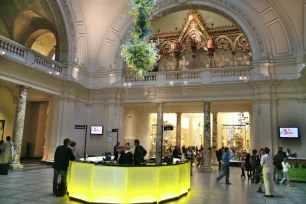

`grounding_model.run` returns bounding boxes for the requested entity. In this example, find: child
[241,157,246,178]
[280,158,291,185]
